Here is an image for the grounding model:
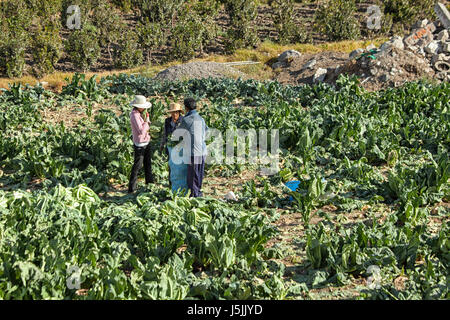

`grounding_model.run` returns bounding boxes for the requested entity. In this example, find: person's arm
[160,118,169,151]
[131,111,150,137]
